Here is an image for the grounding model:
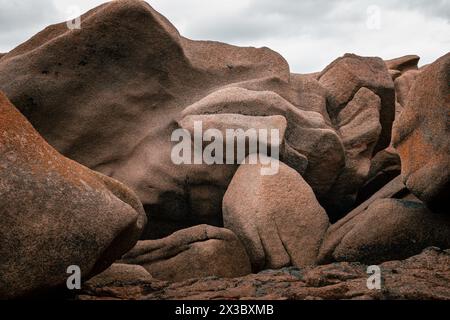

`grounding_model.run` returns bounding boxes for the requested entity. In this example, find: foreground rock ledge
[120,224,251,281]
[78,247,450,300]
